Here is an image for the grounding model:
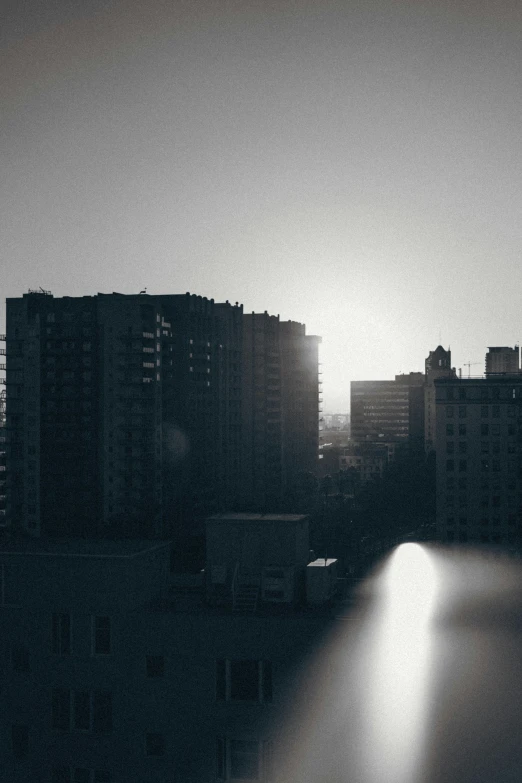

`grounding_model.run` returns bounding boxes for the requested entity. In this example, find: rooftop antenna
[464,360,481,378]
[139,287,147,294]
